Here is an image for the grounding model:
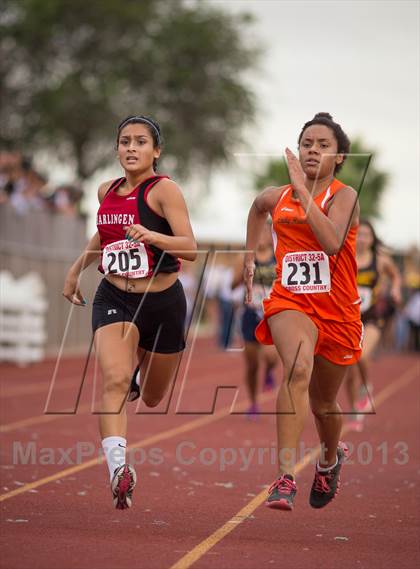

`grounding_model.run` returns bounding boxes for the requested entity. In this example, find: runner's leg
[309,355,348,467]
[356,322,381,408]
[94,321,139,506]
[243,341,260,406]
[345,365,358,410]
[94,322,139,439]
[360,322,381,361]
[262,344,278,390]
[139,350,183,408]
[268,310,318,476]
